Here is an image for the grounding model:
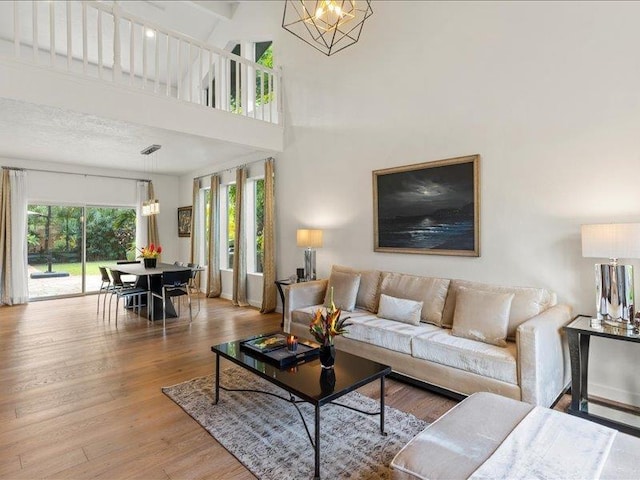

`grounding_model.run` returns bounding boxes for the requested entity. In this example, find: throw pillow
[324,270,361,311]
[332,265,382,312]
[451,287,514,347]
[376,294,423,326]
